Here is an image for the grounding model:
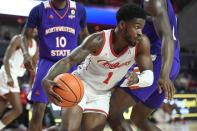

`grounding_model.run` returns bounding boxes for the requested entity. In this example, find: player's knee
[31,103,46,121]
[16,105,23,115]
[33,103,46,114]
[12,104,23,117]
